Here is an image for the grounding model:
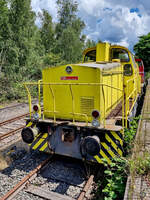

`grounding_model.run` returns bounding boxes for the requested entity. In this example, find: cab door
[110,47,134,96]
